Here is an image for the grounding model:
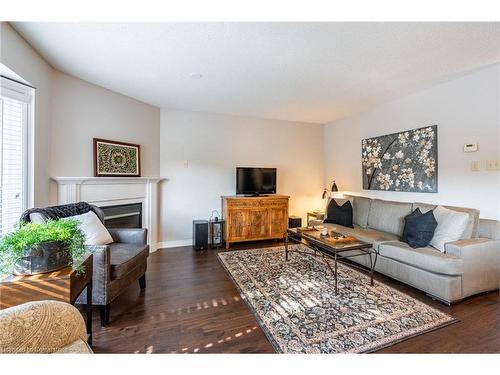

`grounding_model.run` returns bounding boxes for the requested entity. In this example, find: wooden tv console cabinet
[222,195,289,249]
